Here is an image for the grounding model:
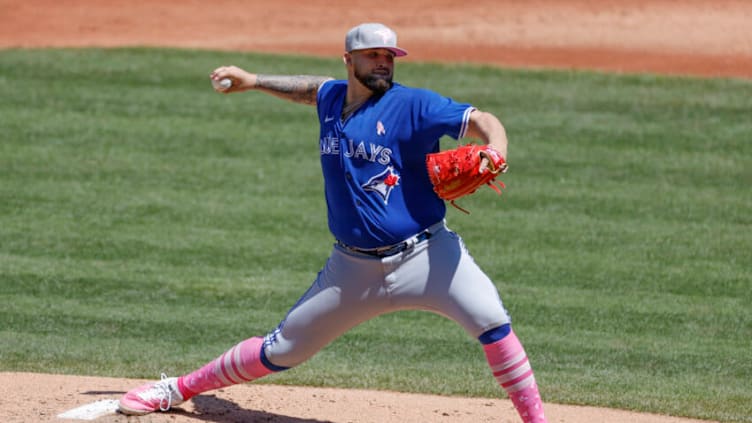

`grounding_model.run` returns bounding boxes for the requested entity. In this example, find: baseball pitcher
[119,22,547,423]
